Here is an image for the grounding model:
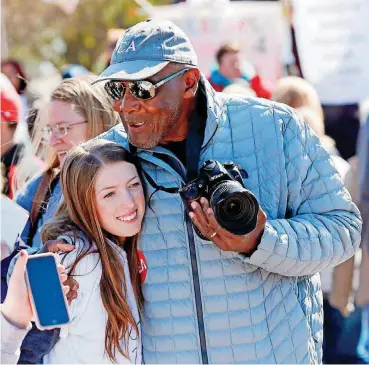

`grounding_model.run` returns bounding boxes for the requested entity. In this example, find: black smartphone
[26,253,70,330]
